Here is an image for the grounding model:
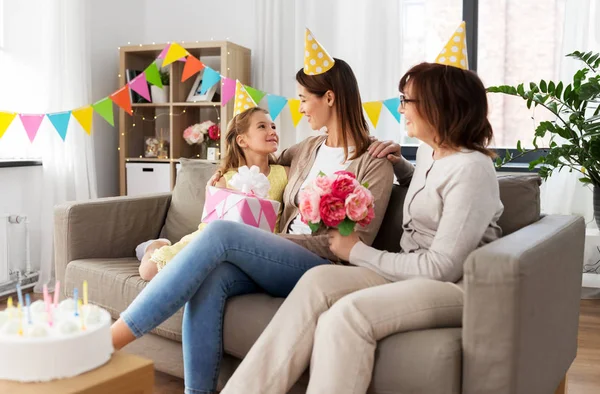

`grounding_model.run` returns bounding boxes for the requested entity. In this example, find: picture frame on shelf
[187,69,218,102]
